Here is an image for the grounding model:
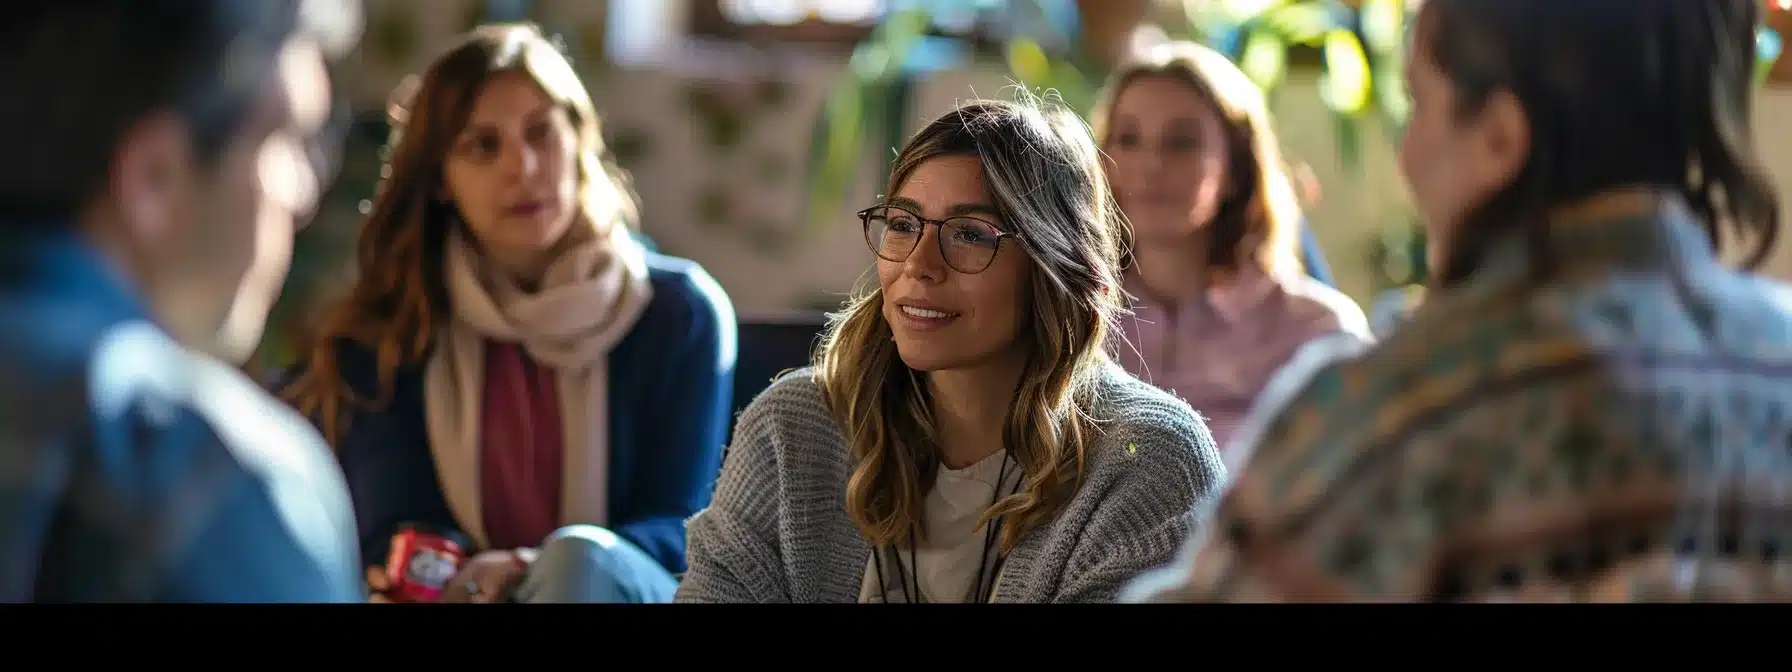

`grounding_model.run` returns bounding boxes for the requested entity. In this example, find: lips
[892,300,961,332]
[505,200,546,217]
